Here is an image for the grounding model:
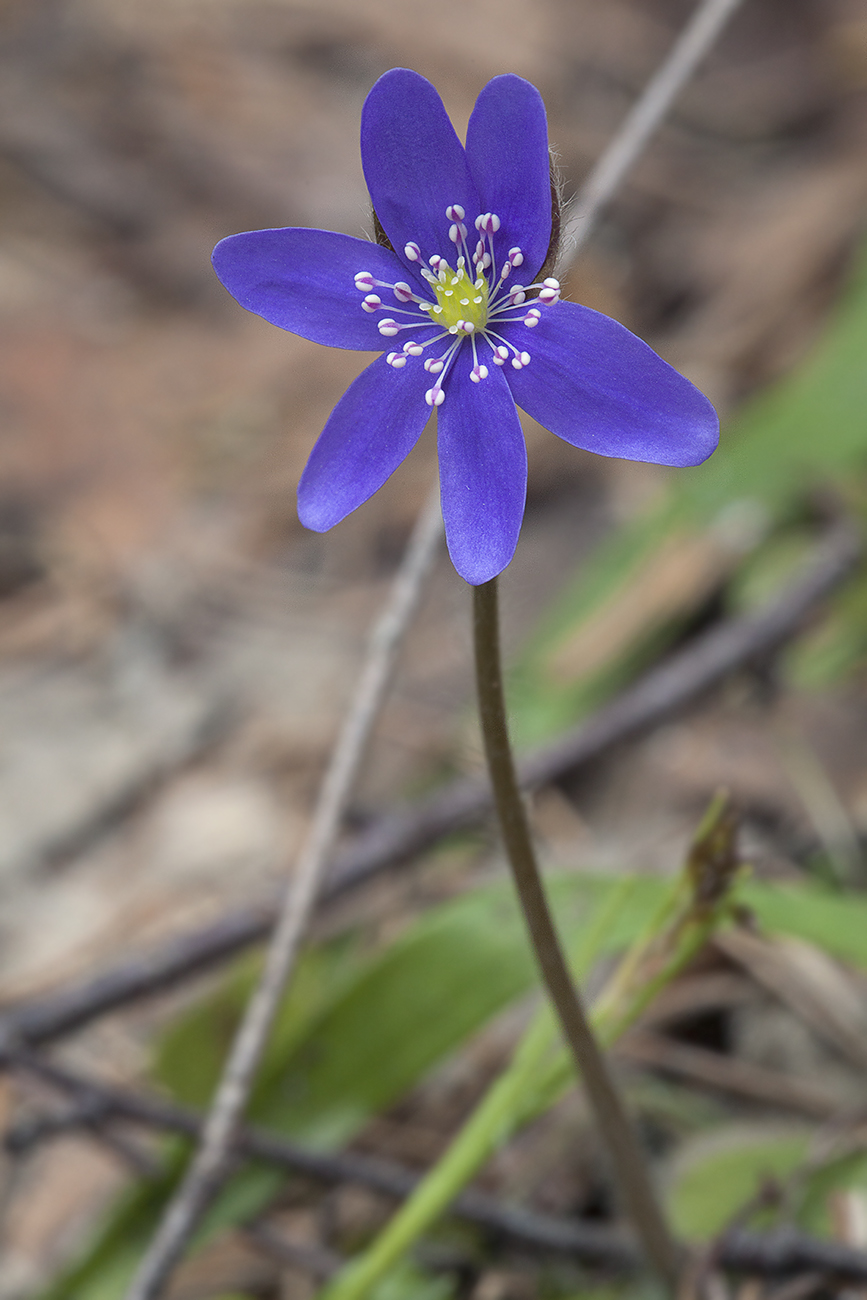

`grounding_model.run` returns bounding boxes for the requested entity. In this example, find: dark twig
[242,1221,343,1281]
[2,1047,636,1270]
[0,522,858,1057]
[7,1050,867,1284]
